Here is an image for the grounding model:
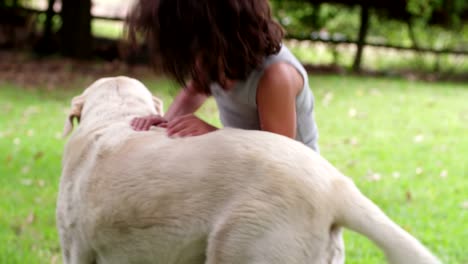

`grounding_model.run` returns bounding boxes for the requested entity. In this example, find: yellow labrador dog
[57,76,440,264]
